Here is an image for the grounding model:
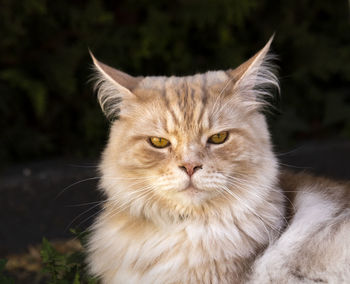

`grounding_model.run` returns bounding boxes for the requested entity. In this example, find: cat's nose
[179,163,203,177]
